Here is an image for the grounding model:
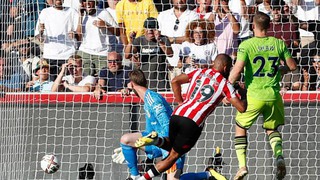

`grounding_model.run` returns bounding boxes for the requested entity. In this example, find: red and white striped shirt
[173,68,237,126]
